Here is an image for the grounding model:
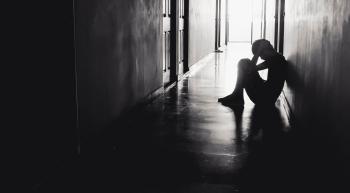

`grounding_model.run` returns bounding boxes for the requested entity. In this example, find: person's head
[252,39,276,60]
